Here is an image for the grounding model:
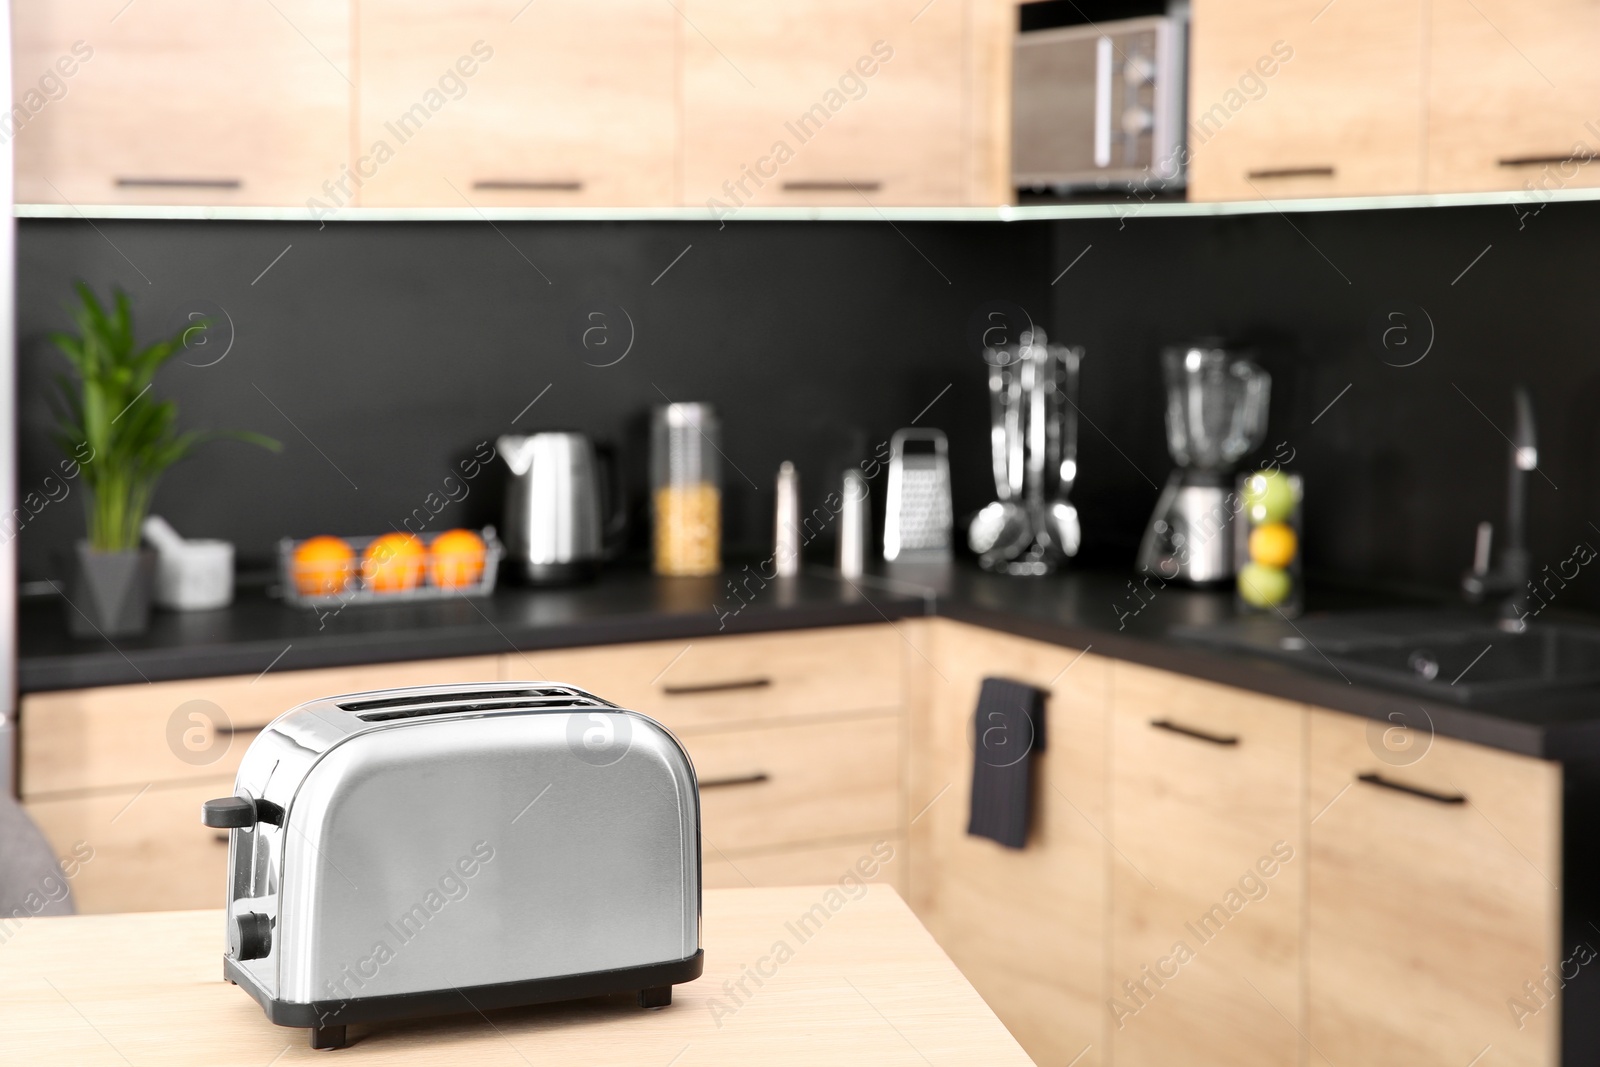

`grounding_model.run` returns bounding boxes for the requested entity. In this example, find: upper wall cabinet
[354,1,678,208]
[1427,0,1600,194]
[680,0,969,208]
[13,0,350,207]
[1186,0,1425,201]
